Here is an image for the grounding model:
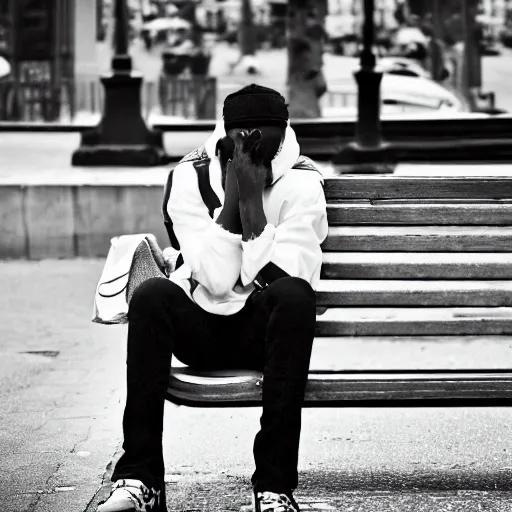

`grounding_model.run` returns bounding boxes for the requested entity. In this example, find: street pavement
[2,260,512,511]
[0,260,126,512]
[4,132,512,187]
